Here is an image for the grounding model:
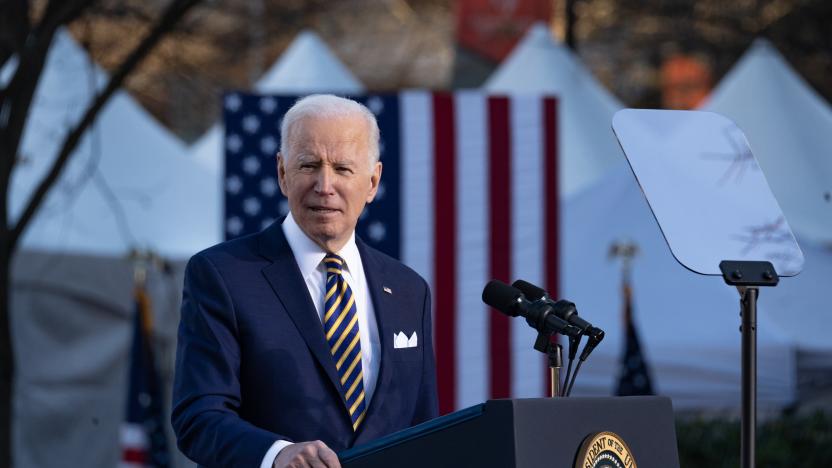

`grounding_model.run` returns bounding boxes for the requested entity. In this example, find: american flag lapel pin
[383,286,392,295]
